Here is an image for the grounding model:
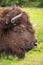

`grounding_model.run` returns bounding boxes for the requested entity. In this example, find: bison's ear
[11,13,23,24]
